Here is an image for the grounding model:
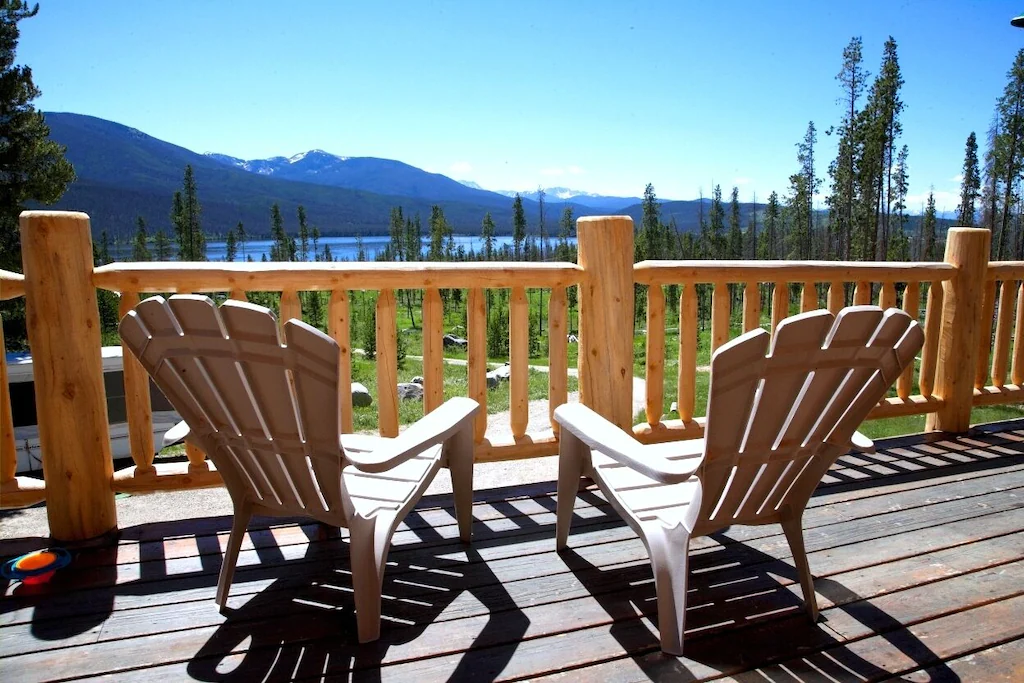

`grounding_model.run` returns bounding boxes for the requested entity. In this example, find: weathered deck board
[2,422,1024,681]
